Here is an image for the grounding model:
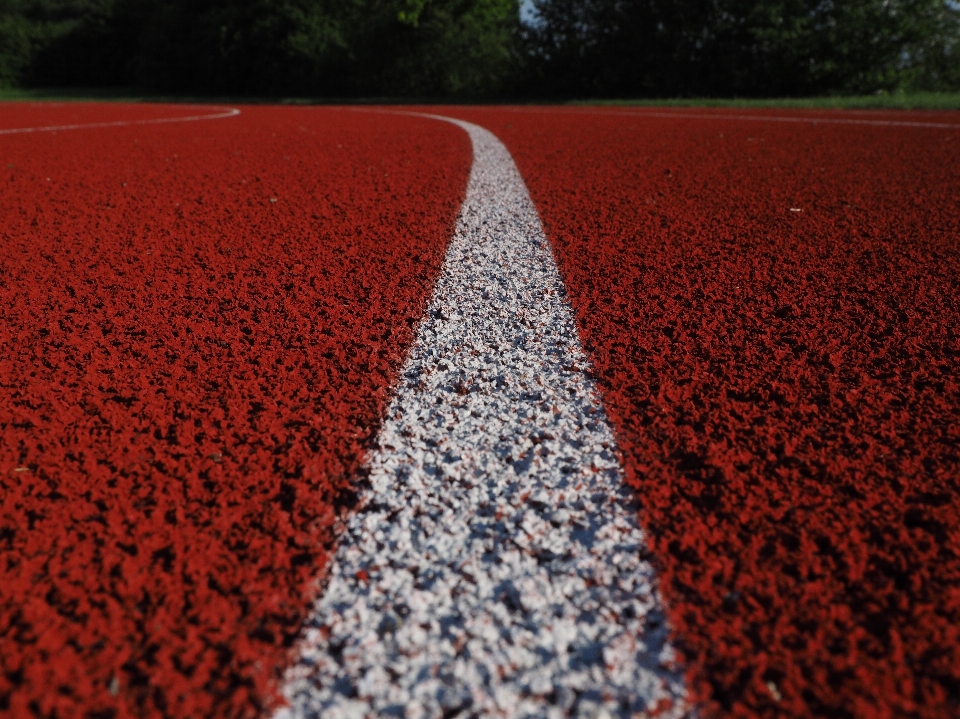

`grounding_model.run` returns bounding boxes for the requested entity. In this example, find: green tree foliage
[0,0,519,95]
[525,0,960,97]
[0,1,145,88]
[0,0,957,96]
[0,2,33,87]
[130,0,348,94]
[342,0,520,96]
